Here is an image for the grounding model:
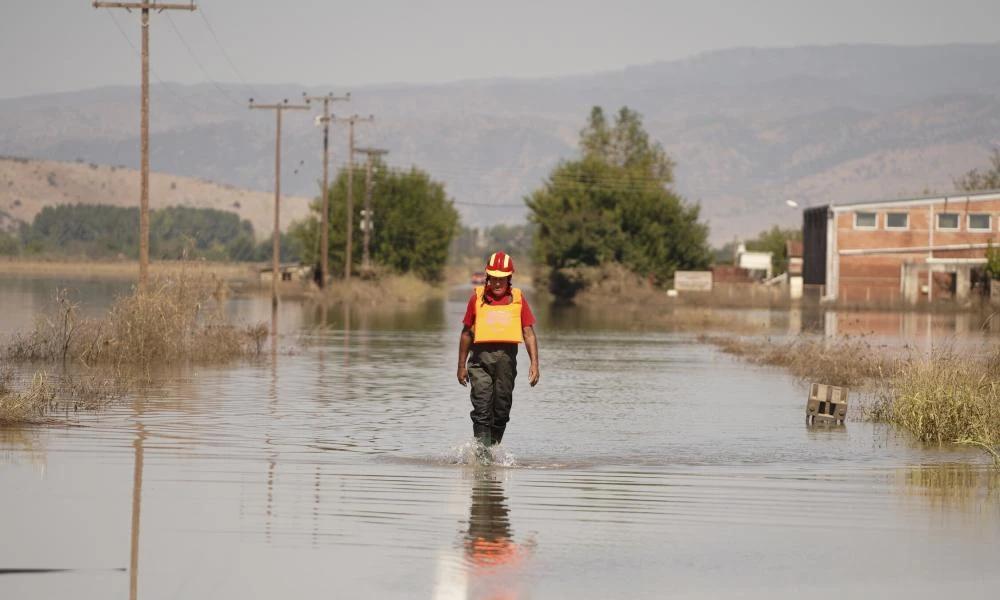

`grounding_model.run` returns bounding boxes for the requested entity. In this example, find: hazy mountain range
[3,43,1000,244]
